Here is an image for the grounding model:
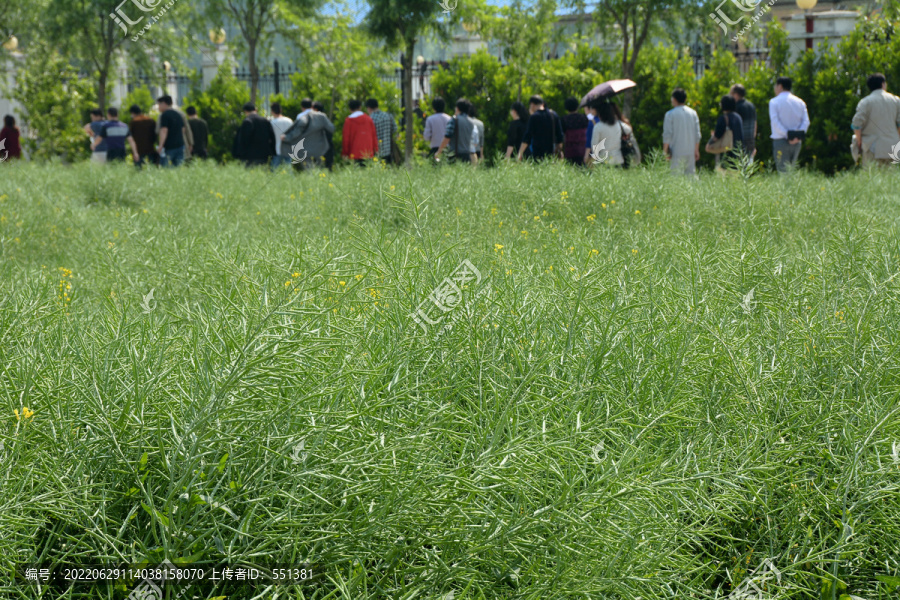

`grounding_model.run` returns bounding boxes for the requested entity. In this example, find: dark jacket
[233,113,276,162]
